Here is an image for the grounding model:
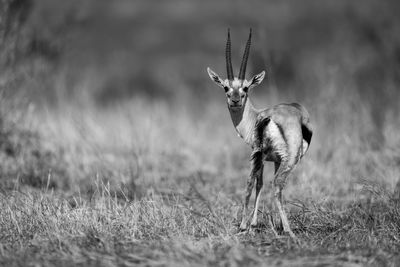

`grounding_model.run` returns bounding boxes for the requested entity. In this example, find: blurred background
[1,0,400,200]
